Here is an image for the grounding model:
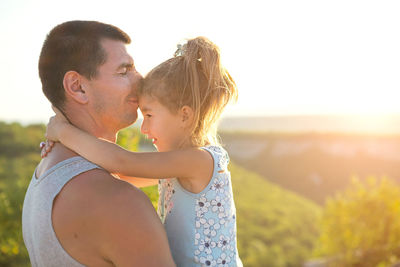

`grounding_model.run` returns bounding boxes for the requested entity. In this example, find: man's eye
[119,68,128,75]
